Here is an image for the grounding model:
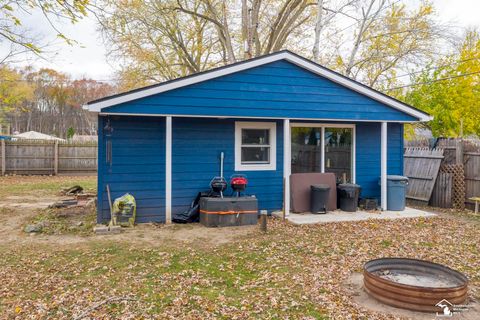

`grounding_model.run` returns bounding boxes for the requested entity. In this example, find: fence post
[1,140,5,175]
[456,139,464,165]
[54,140,59,175]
